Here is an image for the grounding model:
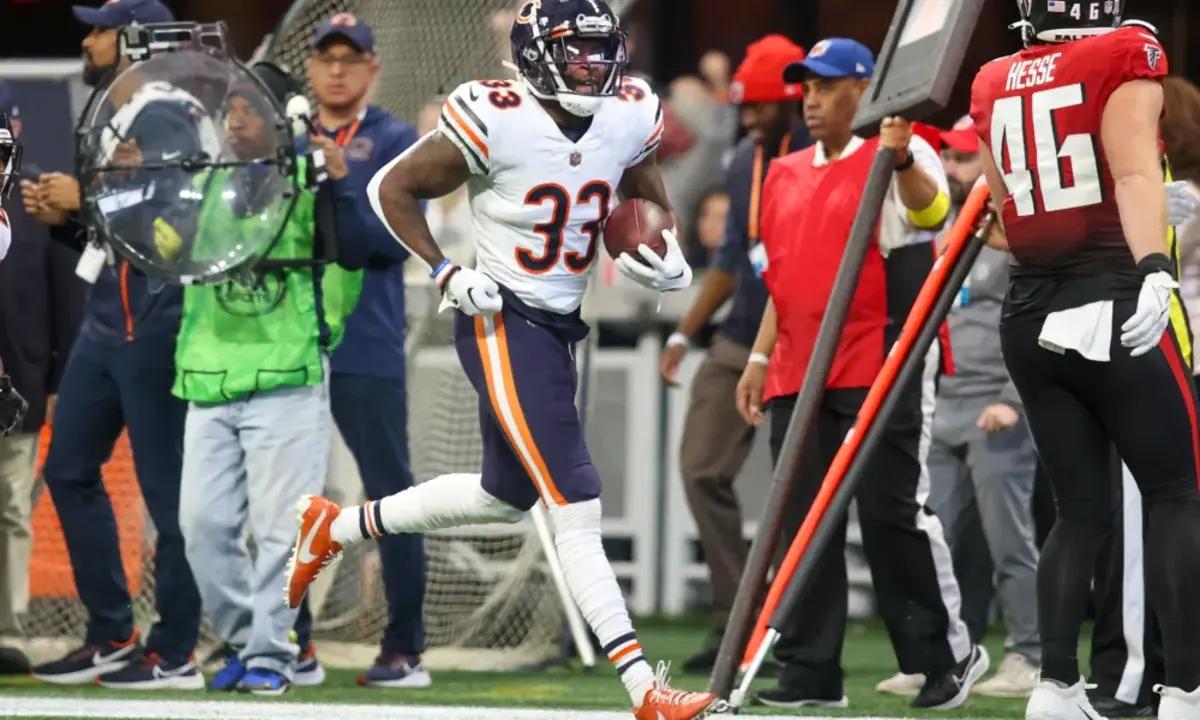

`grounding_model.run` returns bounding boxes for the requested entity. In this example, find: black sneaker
[753,685,849,708]
[912,644,990,710]
[98,651,205,690]
[1088,692,1155,717]
[0,645,30,675]
[32,634,140,685]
